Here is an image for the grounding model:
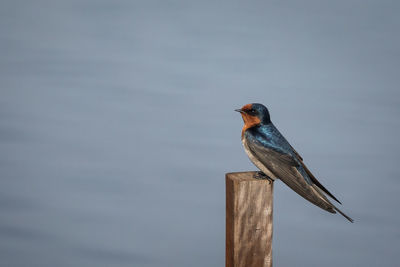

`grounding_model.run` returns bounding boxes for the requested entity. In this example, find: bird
[235,103,353,222]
